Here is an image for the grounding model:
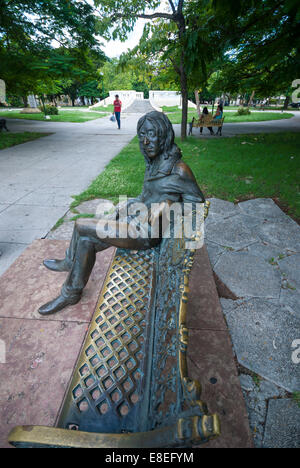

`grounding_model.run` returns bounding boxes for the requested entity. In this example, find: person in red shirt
[113,95,122,129]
